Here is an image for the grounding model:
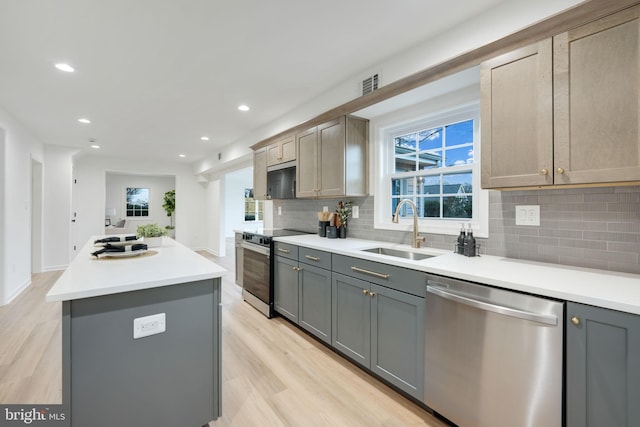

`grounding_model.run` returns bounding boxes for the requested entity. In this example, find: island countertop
[46,236,226,302]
